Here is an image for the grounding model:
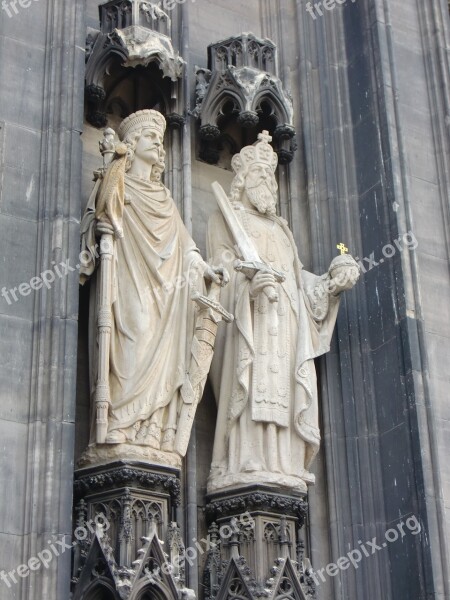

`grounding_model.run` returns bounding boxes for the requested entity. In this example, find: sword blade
[211,181,261,263]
